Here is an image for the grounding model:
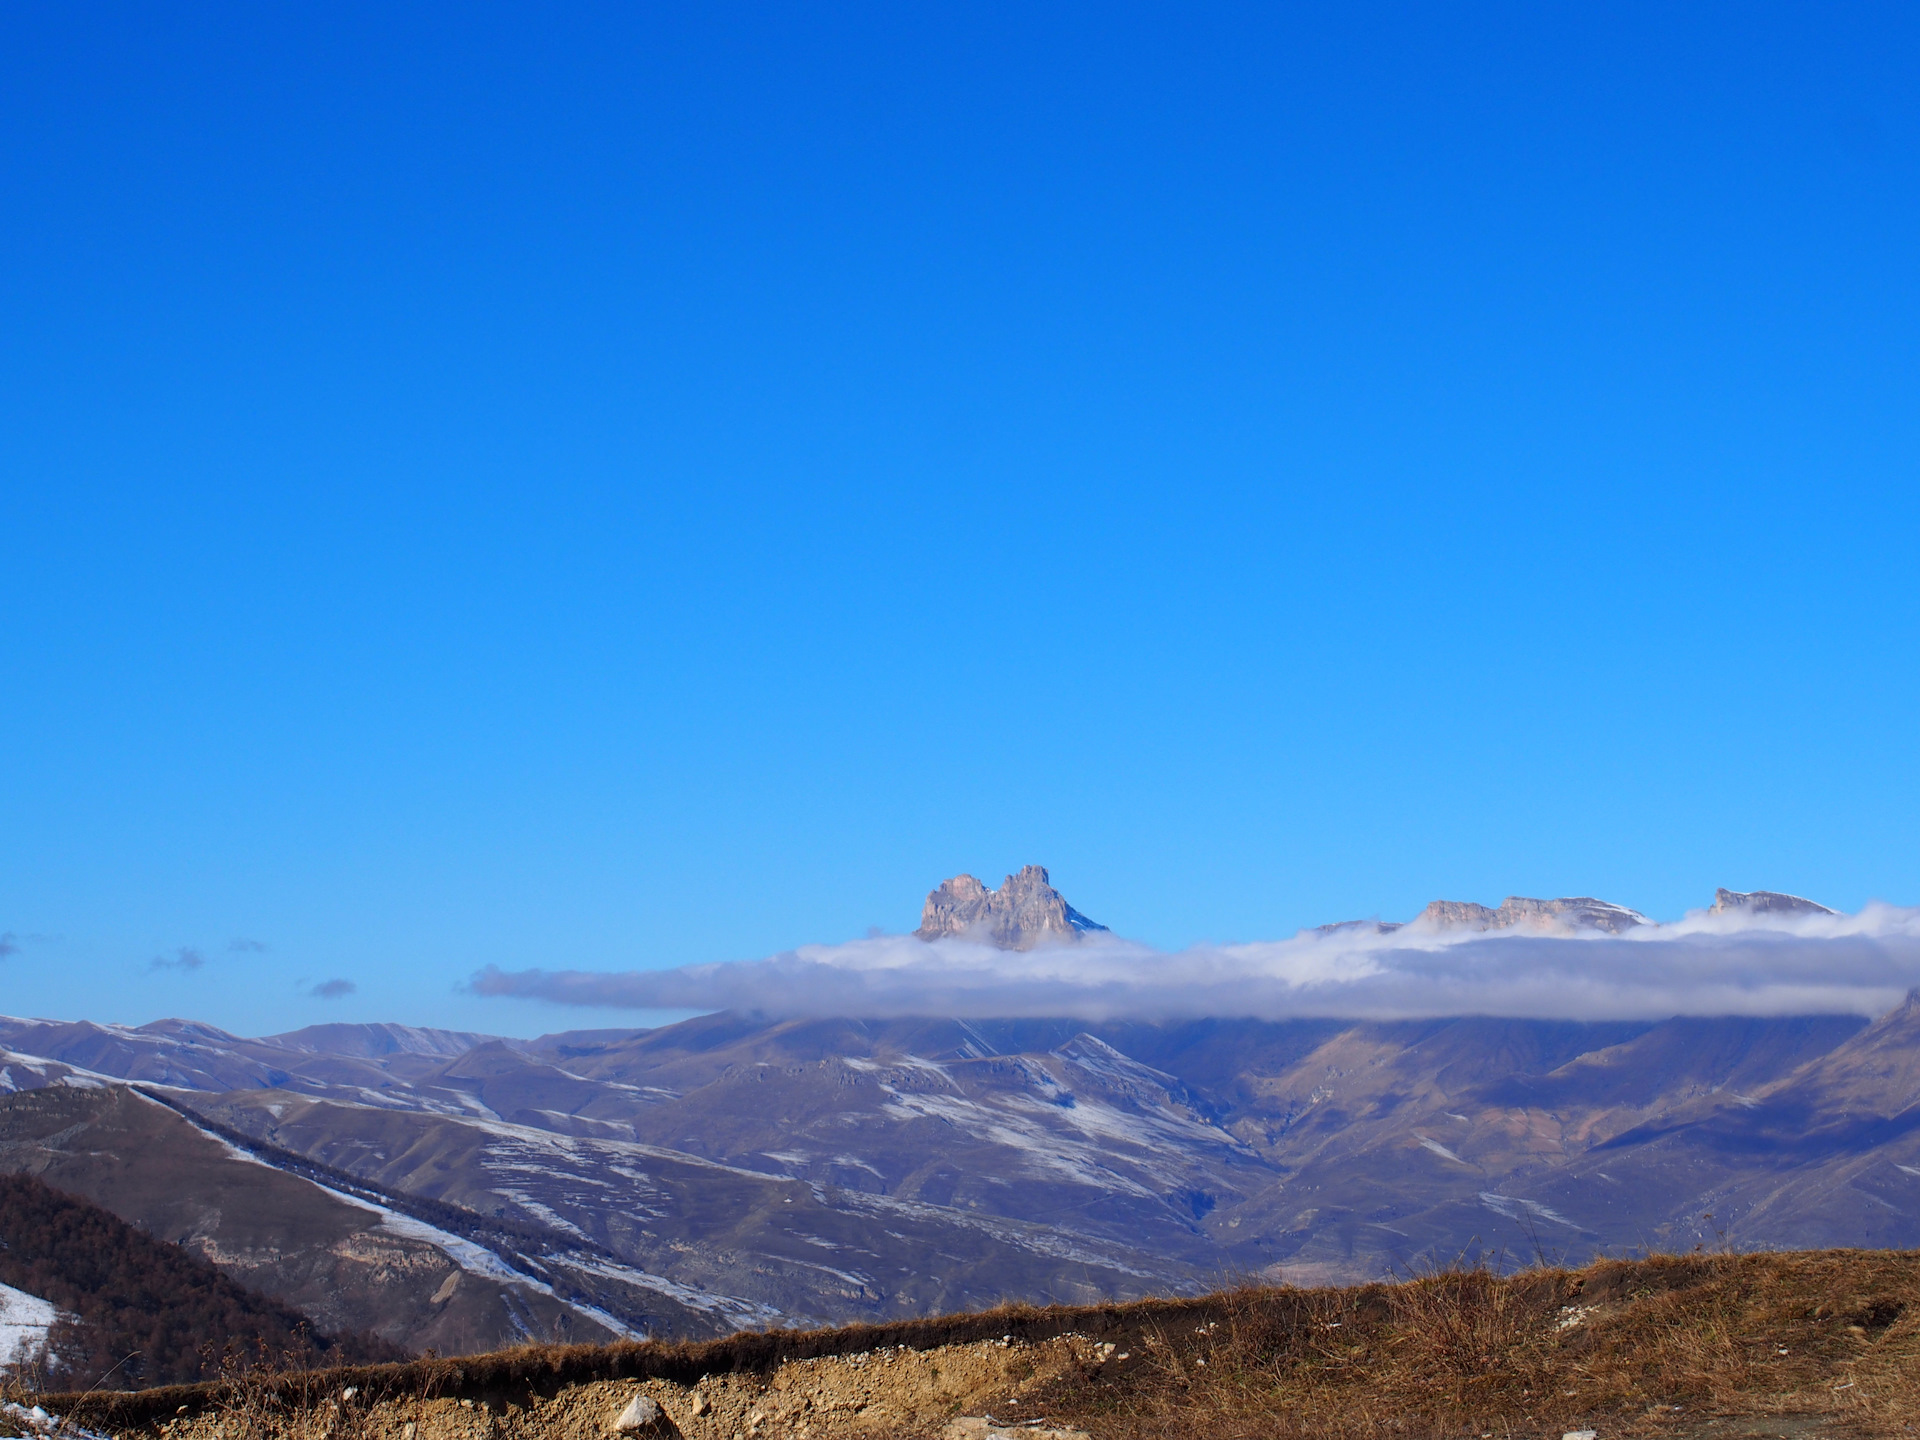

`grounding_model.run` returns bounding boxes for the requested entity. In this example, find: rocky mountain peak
[914,865,1109,950]
[1709,888,1836,918]
[1414,895,1649,935]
